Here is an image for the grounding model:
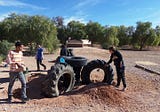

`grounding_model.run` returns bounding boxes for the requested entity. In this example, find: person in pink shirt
[7,41,29,103]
